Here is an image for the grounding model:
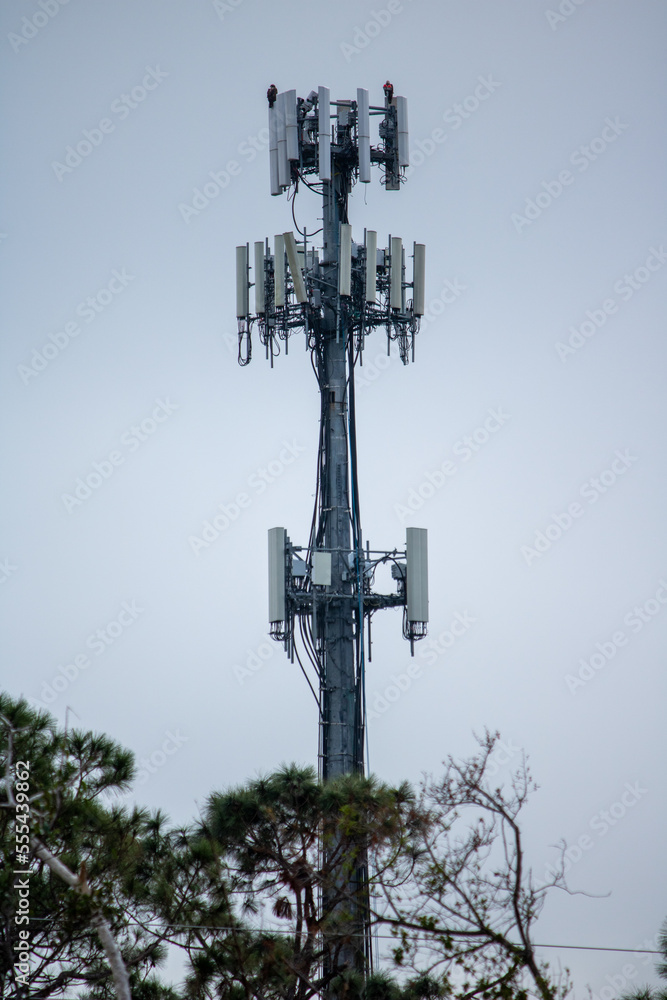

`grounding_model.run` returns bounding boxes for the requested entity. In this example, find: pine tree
[0,694,178,999]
